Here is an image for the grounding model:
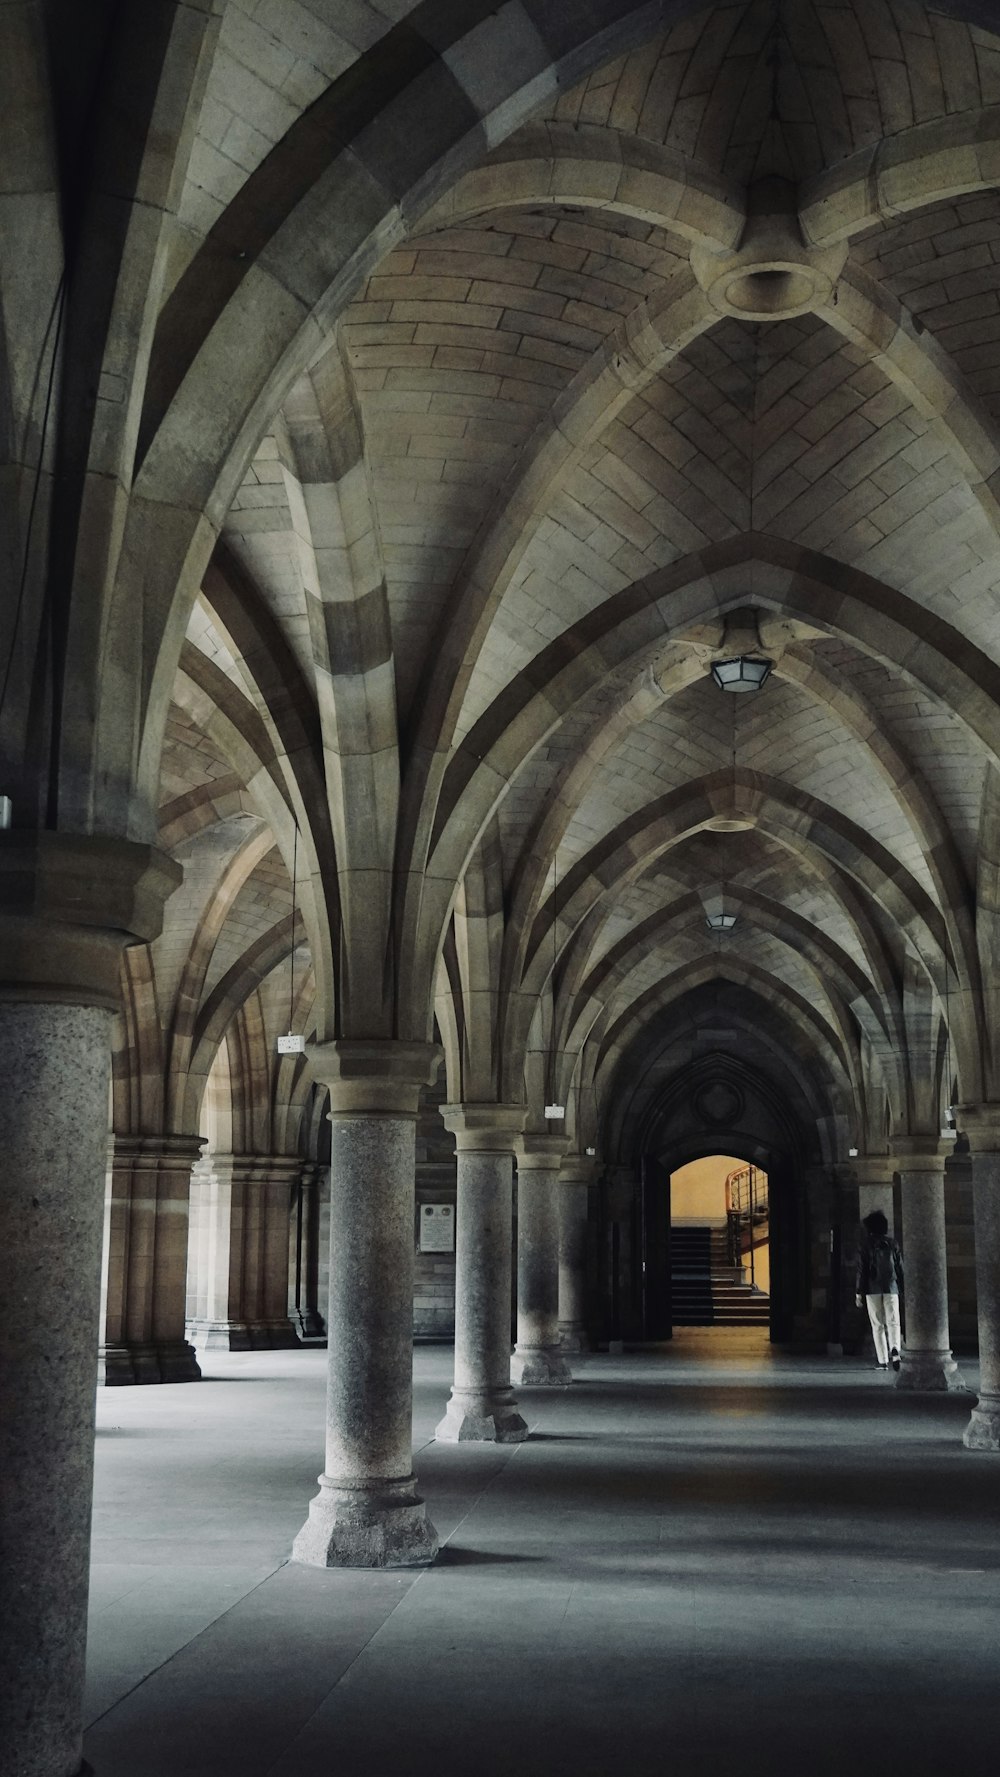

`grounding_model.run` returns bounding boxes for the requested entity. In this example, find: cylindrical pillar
[291,1040,441,1568]
[511,1134,572,1386]
[893,1136,965,1392]
[187,1153,300,1350]
[102,1133,204,1382]
[0,835,180,1777]
[852,1153,894,1364]
[435,1104,527,1443]
[956,1106,1000,1449]
[290,1162,327,1340]
[855,1153,894,1230]
[558,1155,595,1353]
[0,1005,111,1777]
